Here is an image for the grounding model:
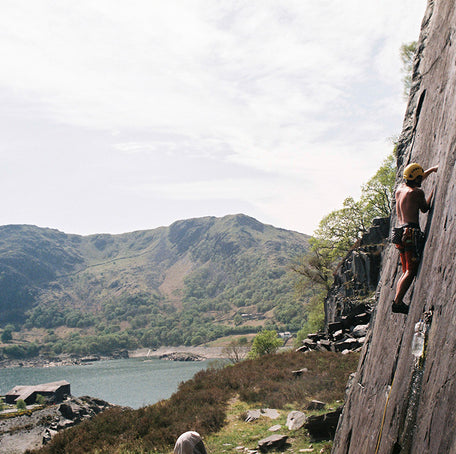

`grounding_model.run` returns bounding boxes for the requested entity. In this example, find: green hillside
[0,214,309,356]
